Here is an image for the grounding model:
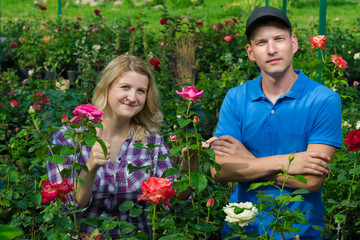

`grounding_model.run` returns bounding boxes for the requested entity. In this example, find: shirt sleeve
[308,92,342,148]
[214,88,242,141]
